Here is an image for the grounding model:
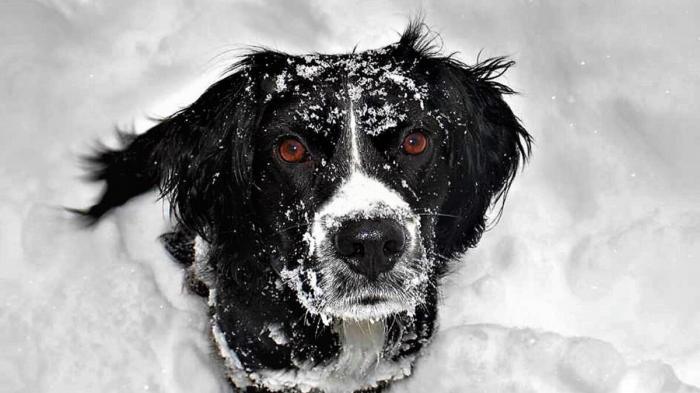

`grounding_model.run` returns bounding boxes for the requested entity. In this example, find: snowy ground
[1,1,699,392]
